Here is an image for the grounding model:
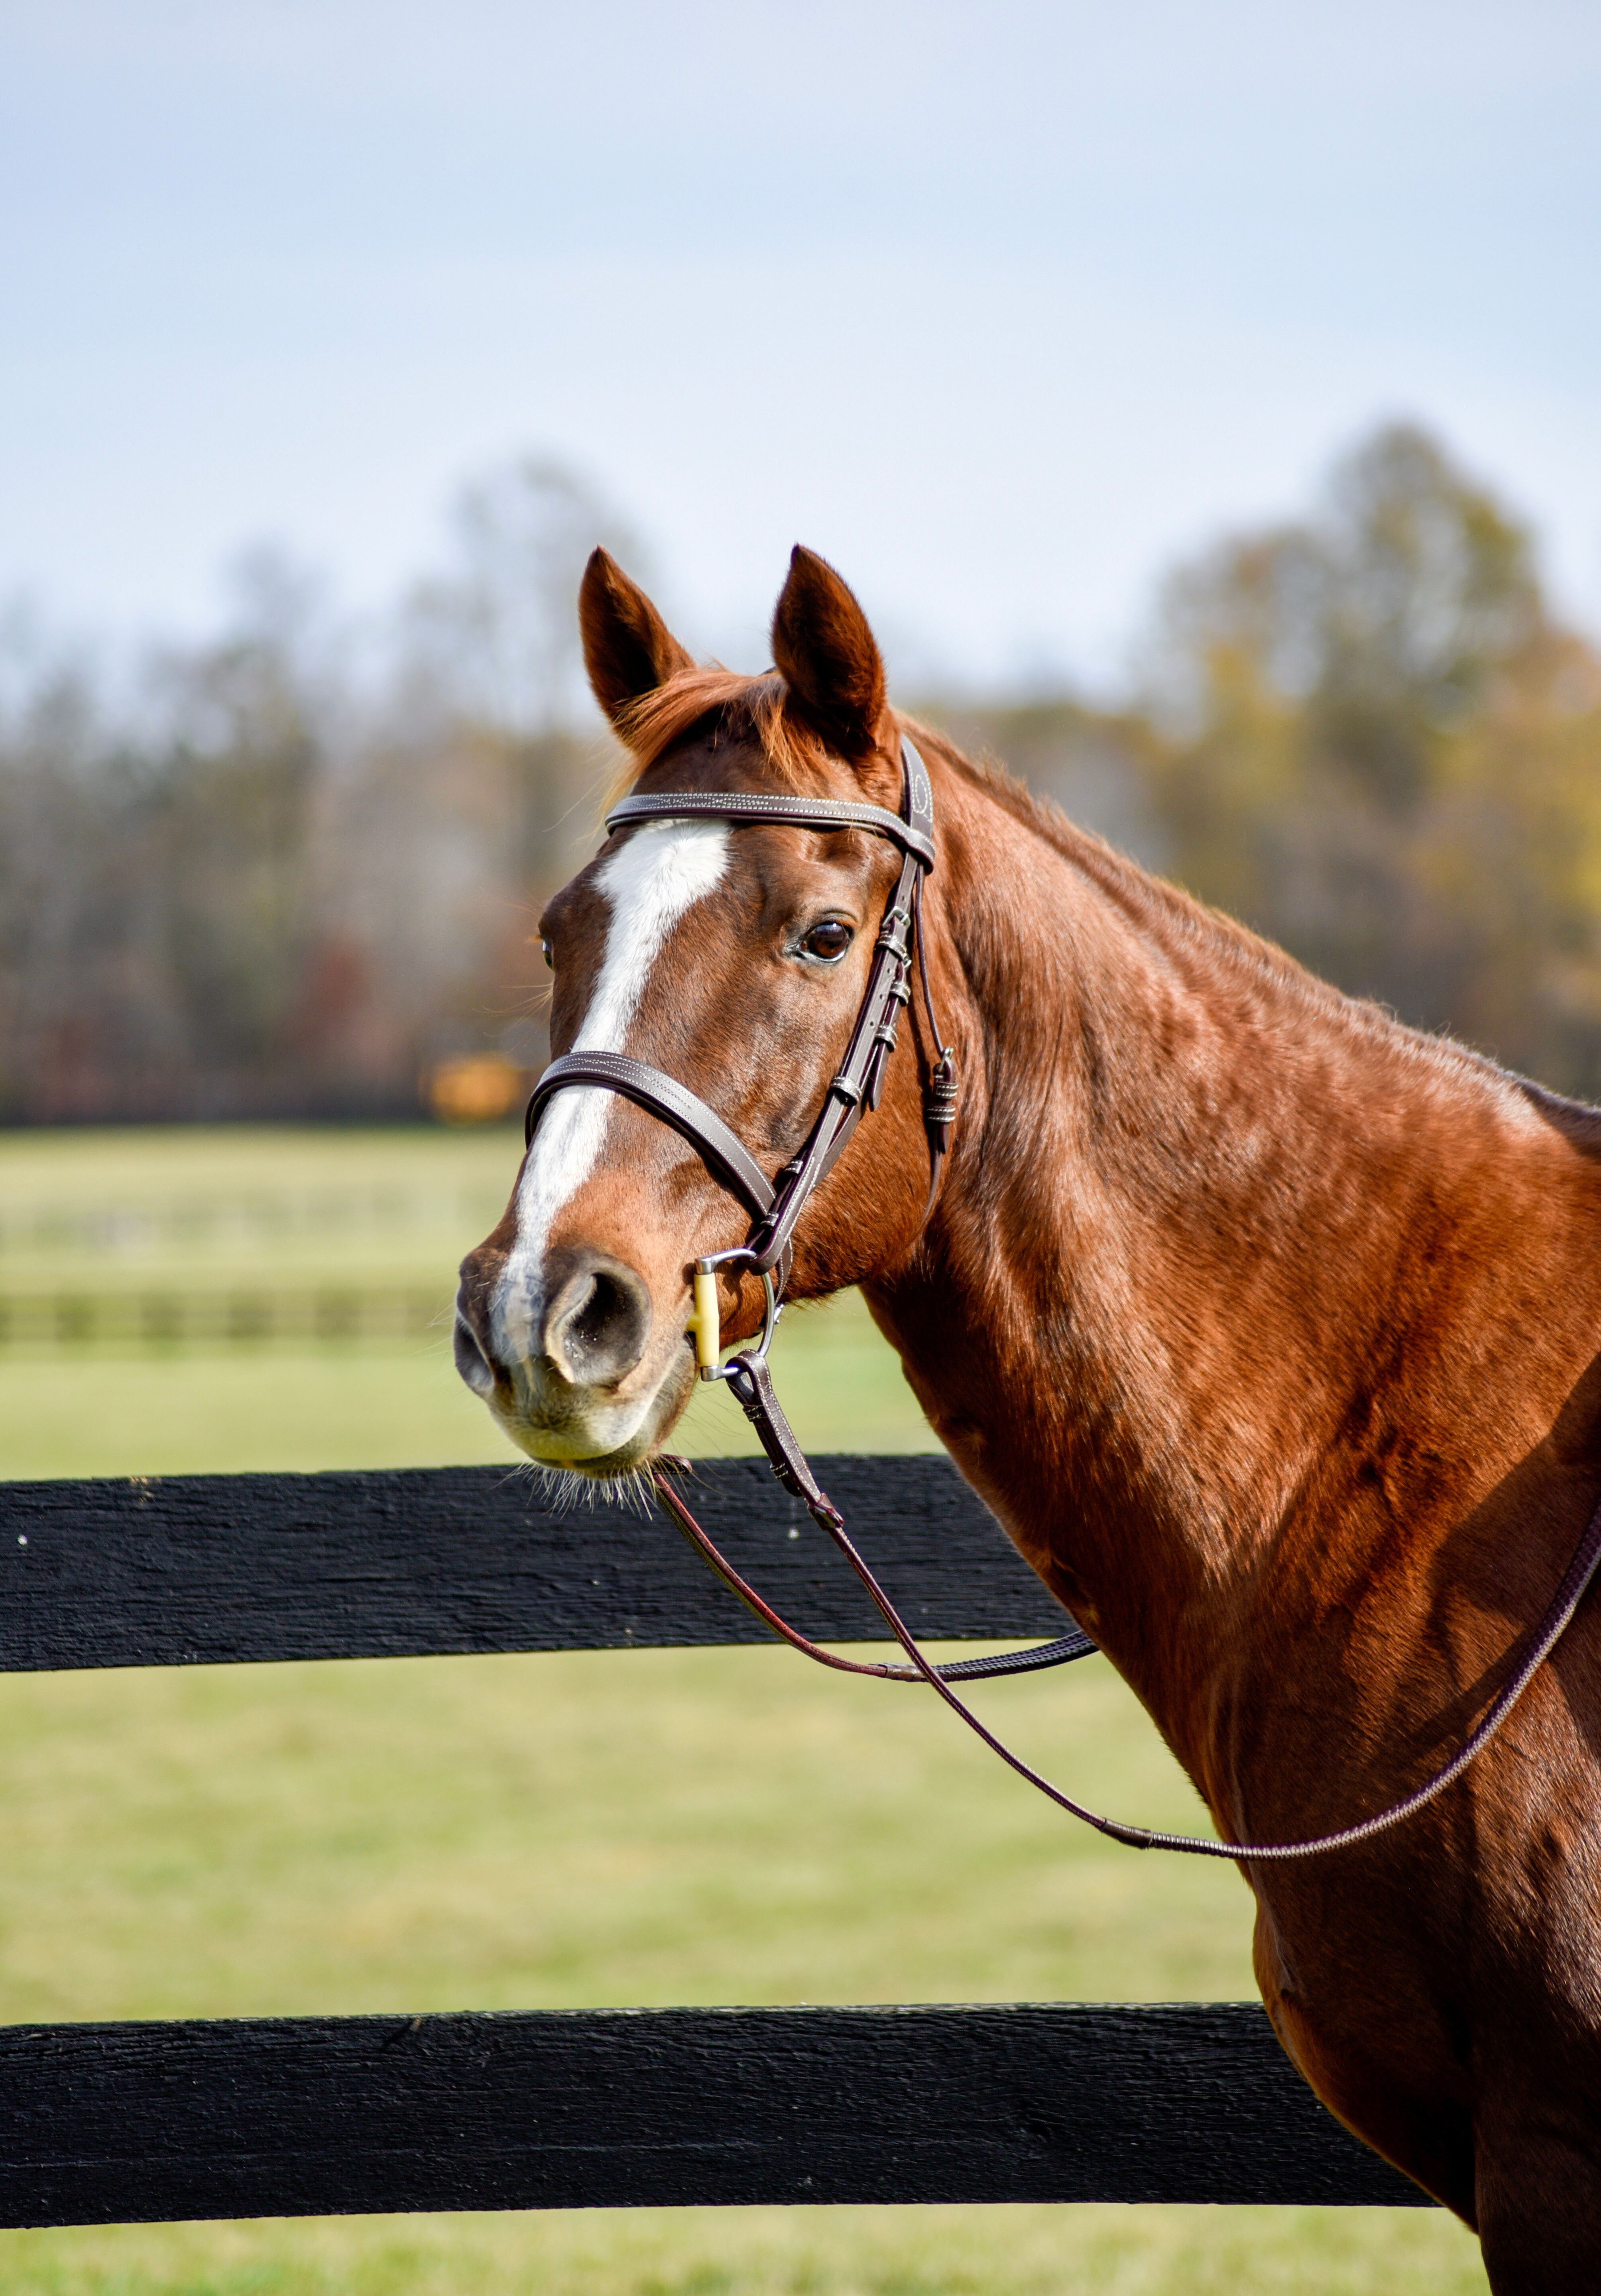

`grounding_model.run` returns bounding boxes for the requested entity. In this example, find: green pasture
[0,1124,928,1475]
[0,1128,1487,2292]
